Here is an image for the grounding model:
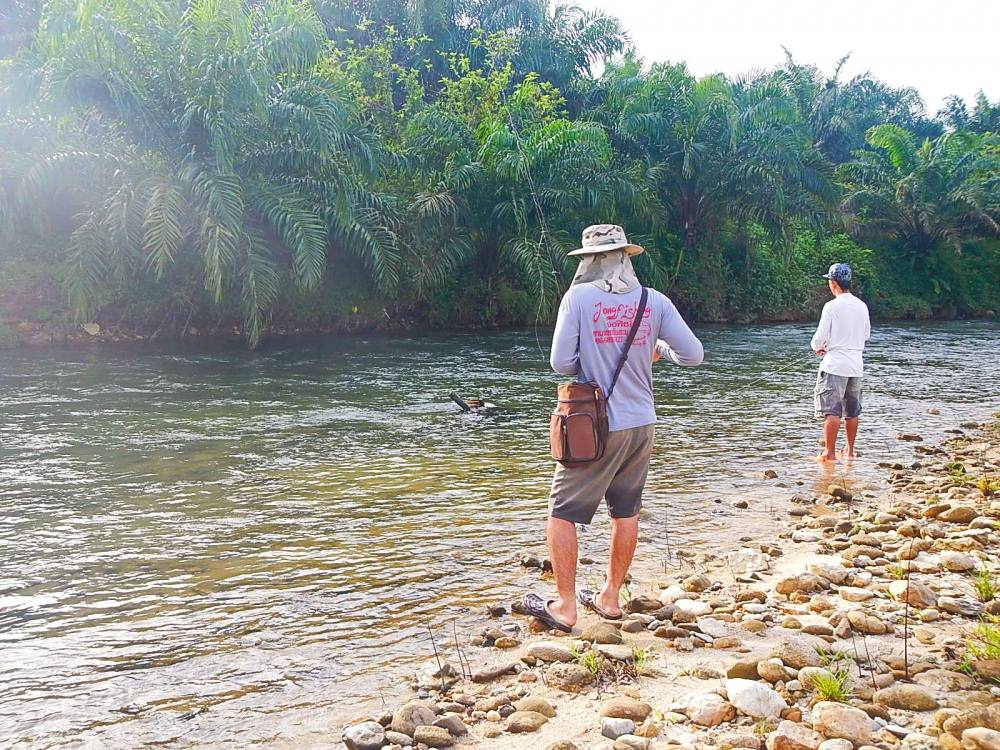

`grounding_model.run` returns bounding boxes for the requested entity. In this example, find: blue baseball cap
[822,263,852,284]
